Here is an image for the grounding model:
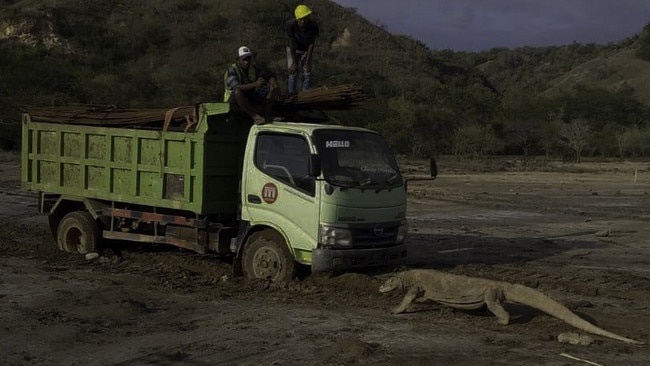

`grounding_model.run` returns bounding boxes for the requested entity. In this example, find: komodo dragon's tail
[504,283,644,345]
